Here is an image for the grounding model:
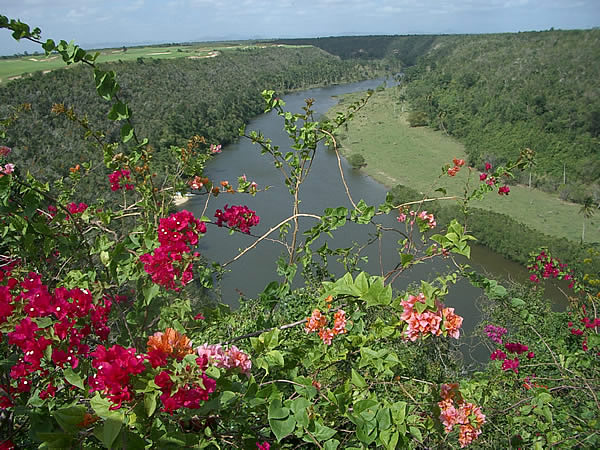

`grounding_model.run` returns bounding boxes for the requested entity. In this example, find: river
[182,79,567,366]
